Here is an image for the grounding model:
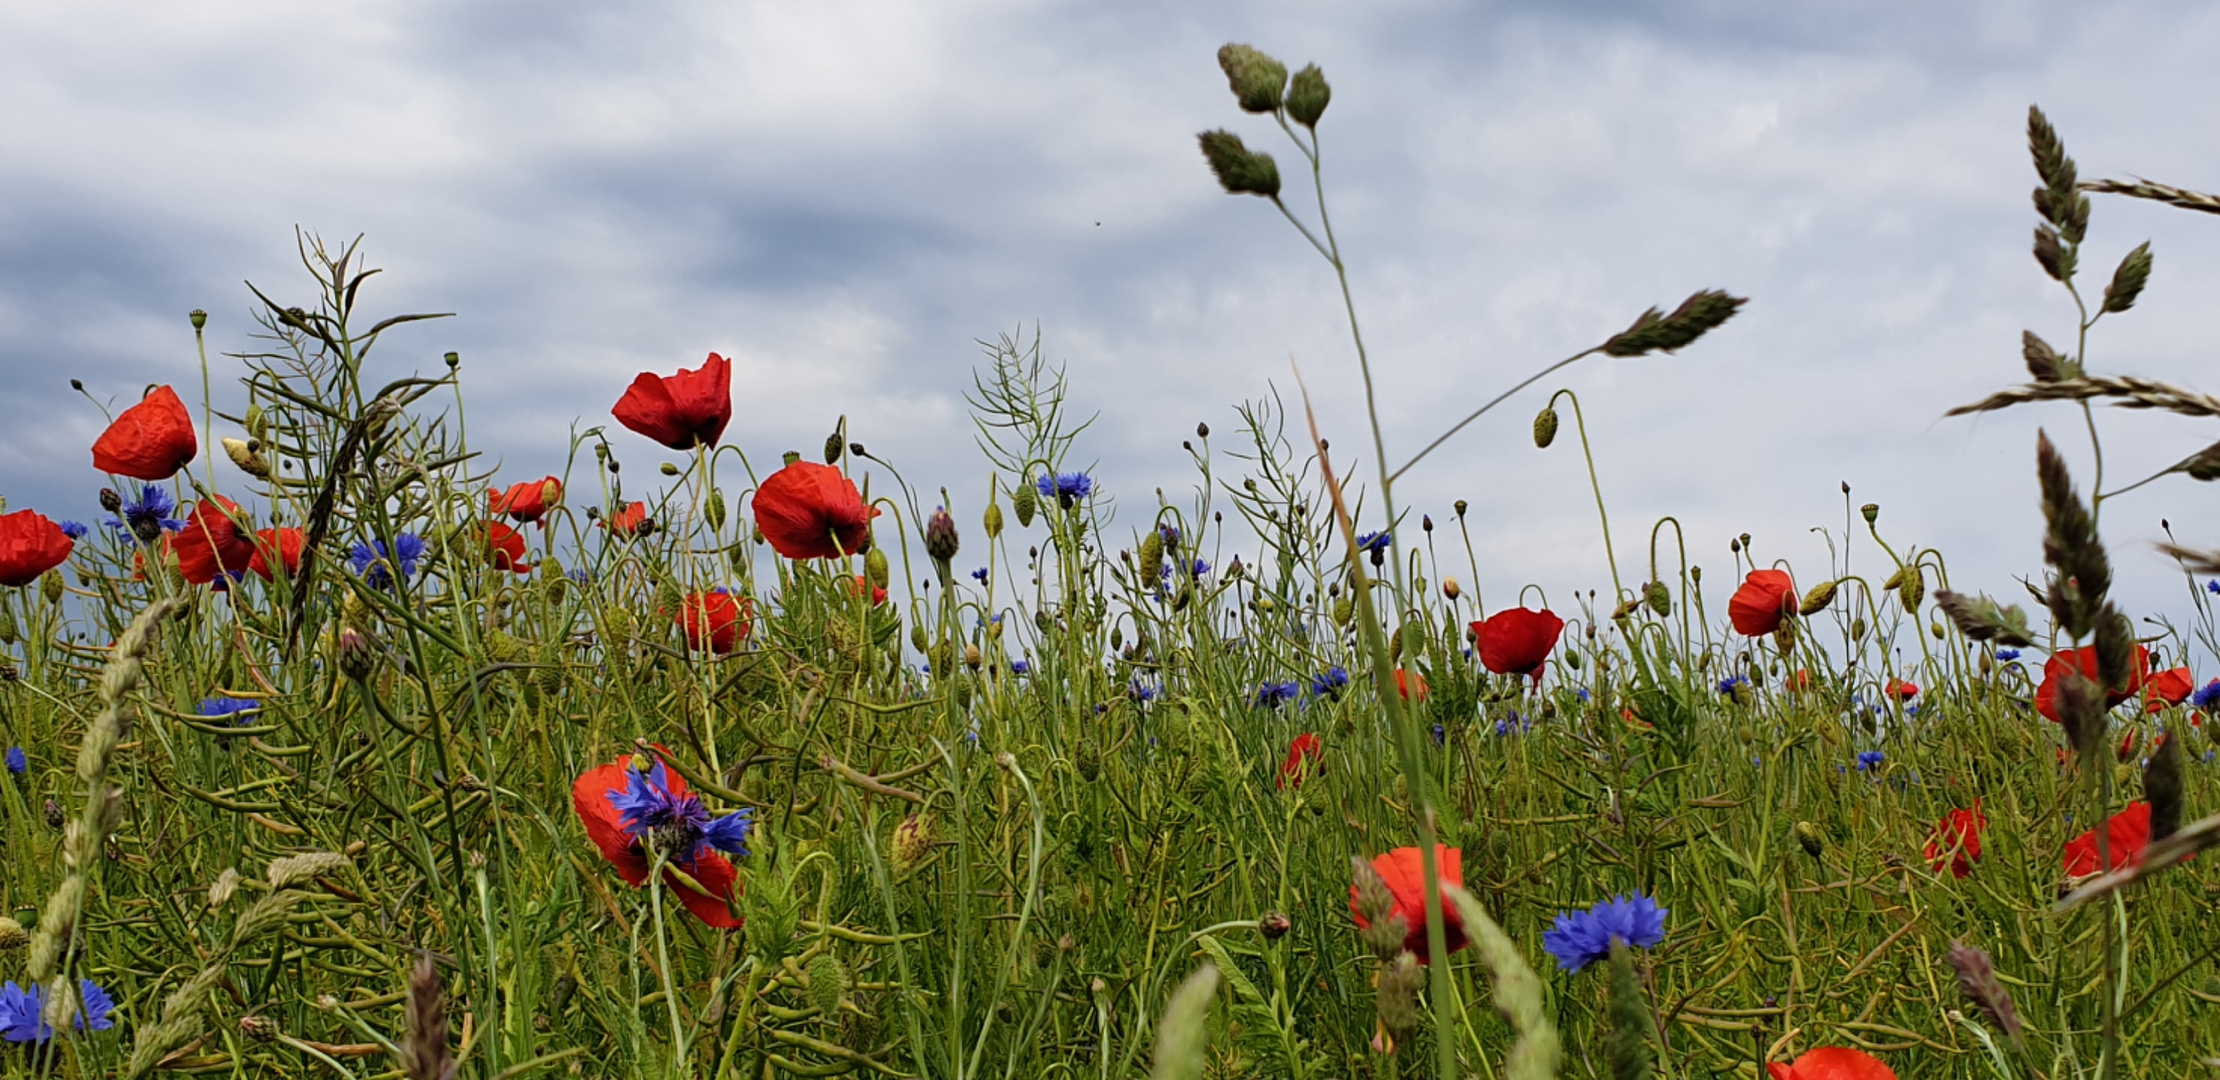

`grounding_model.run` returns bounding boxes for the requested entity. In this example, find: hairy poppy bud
[1196,421,1210,439]
[808,953,845,1017]
[705,487,727,531]
[1799,580,1838,616]
[1286,64,1330,127]
[1773,620,1797,655]
[1138,528,1164,584]
[659,461,680,476]
[223,437,271,479]
[1533,407,1559,448]
[1197,130,1281,198]
[41,570,64,606]
[1333,597,1354,627]
[963,644,982,669]
[2145,731,2183,840]
[1011,480,1037,527]
[823,432,844,464]
[1794,820,1824,859]
[865,546,890,591]
[1645,581,1671,617]
[926,507,960,564]
[983,501,1004,539]
[1898,565,1924,611]
[0,607,15,645]
[1215,43,1287,113]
